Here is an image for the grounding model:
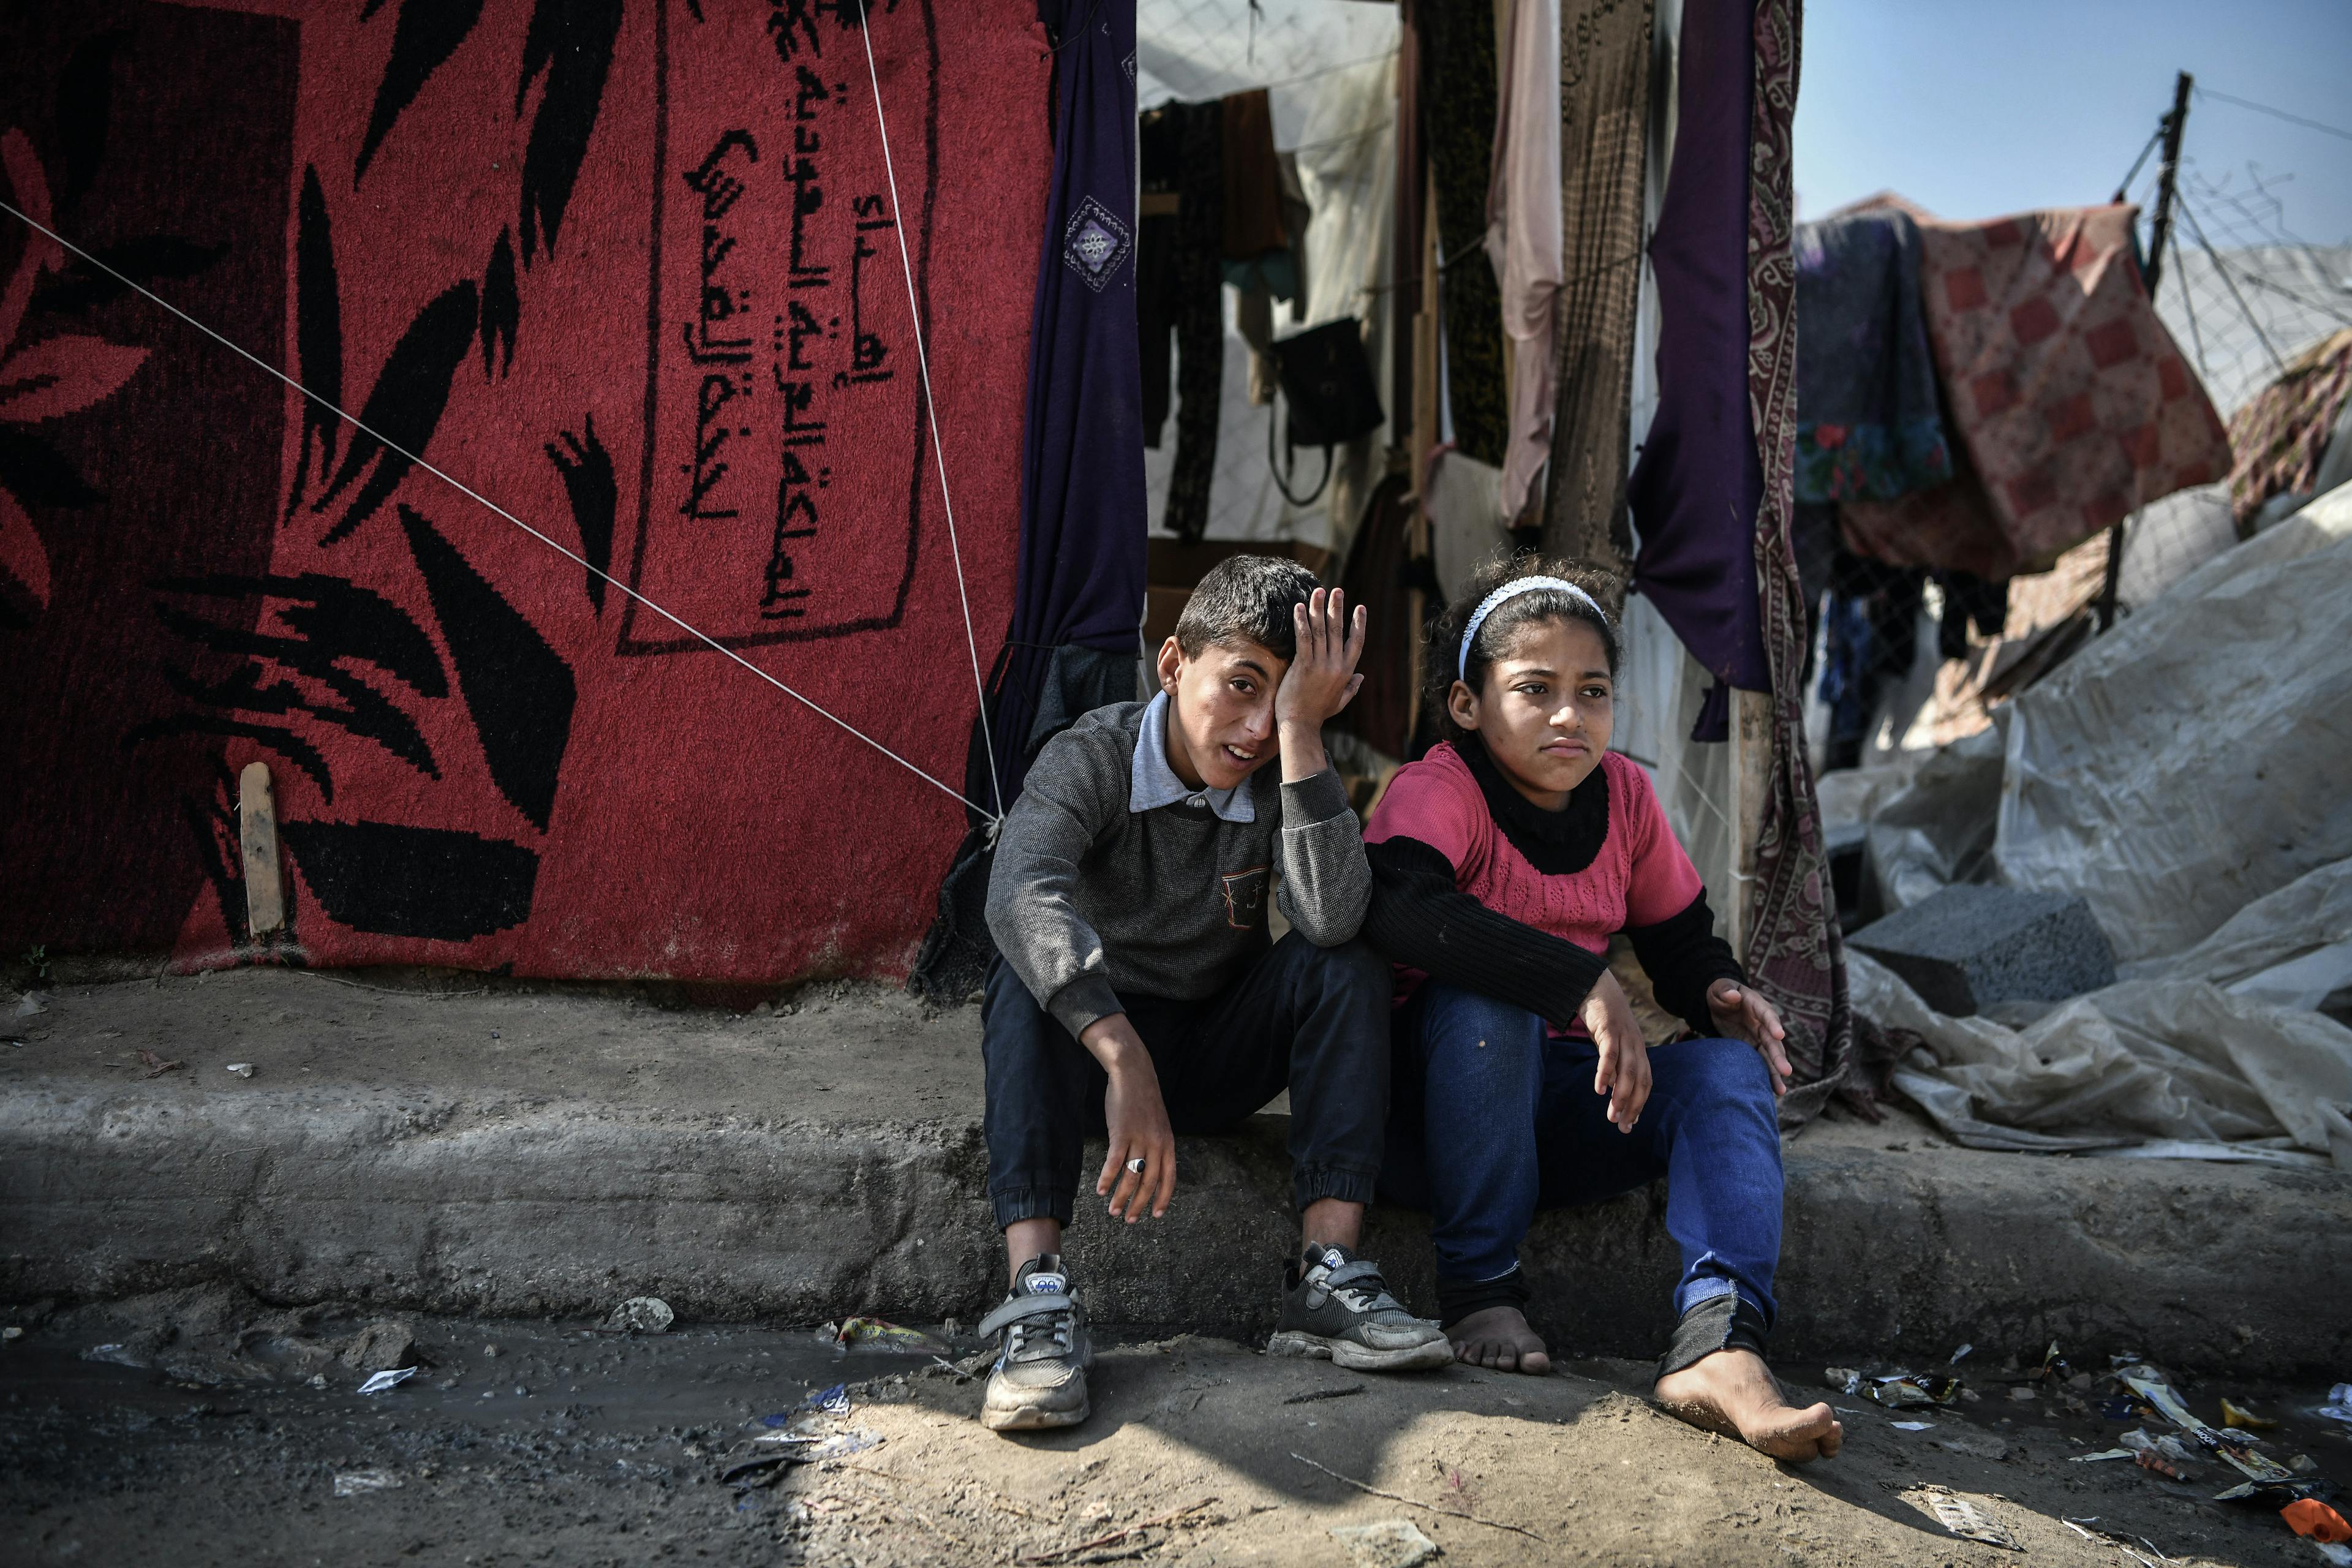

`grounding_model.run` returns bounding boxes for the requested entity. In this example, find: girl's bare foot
[1447,1305,1550,1374]
[1653,1348,1842,1461]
